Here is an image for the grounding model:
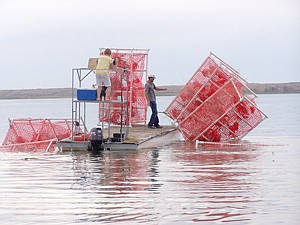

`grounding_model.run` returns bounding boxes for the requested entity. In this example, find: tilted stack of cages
[98,49,149,125]
[165,53,267,142]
